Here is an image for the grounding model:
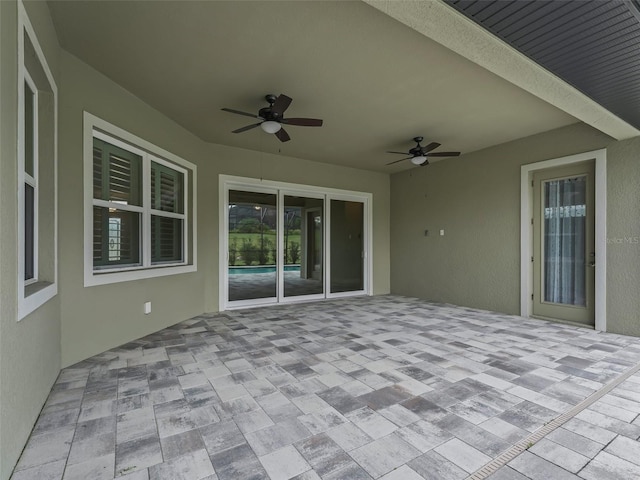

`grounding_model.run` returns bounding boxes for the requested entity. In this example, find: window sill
[25,280,53,297]
[19,281,57,320]
[84,263,197,287]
